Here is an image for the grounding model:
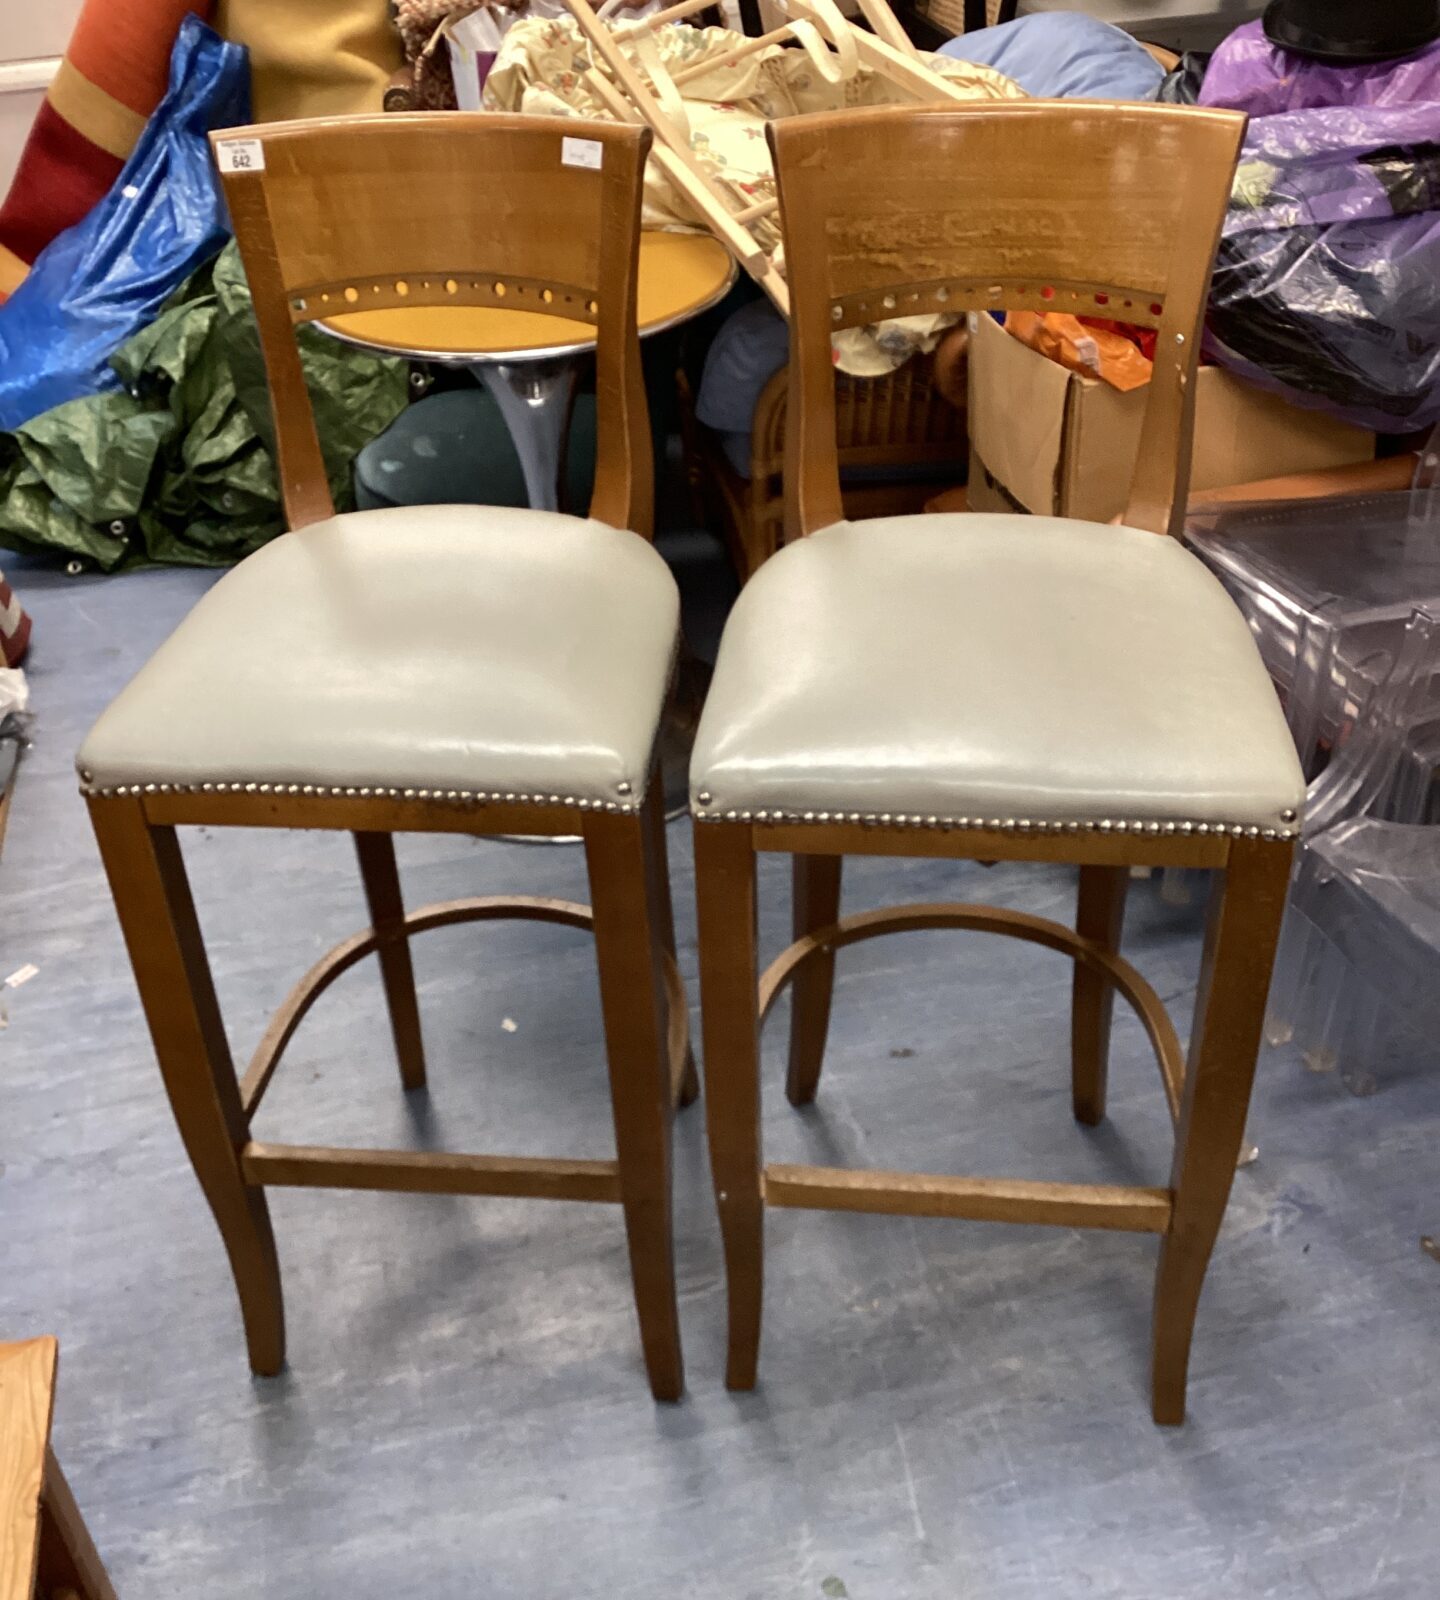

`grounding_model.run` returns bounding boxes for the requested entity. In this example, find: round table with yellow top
[317,231,736,512]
